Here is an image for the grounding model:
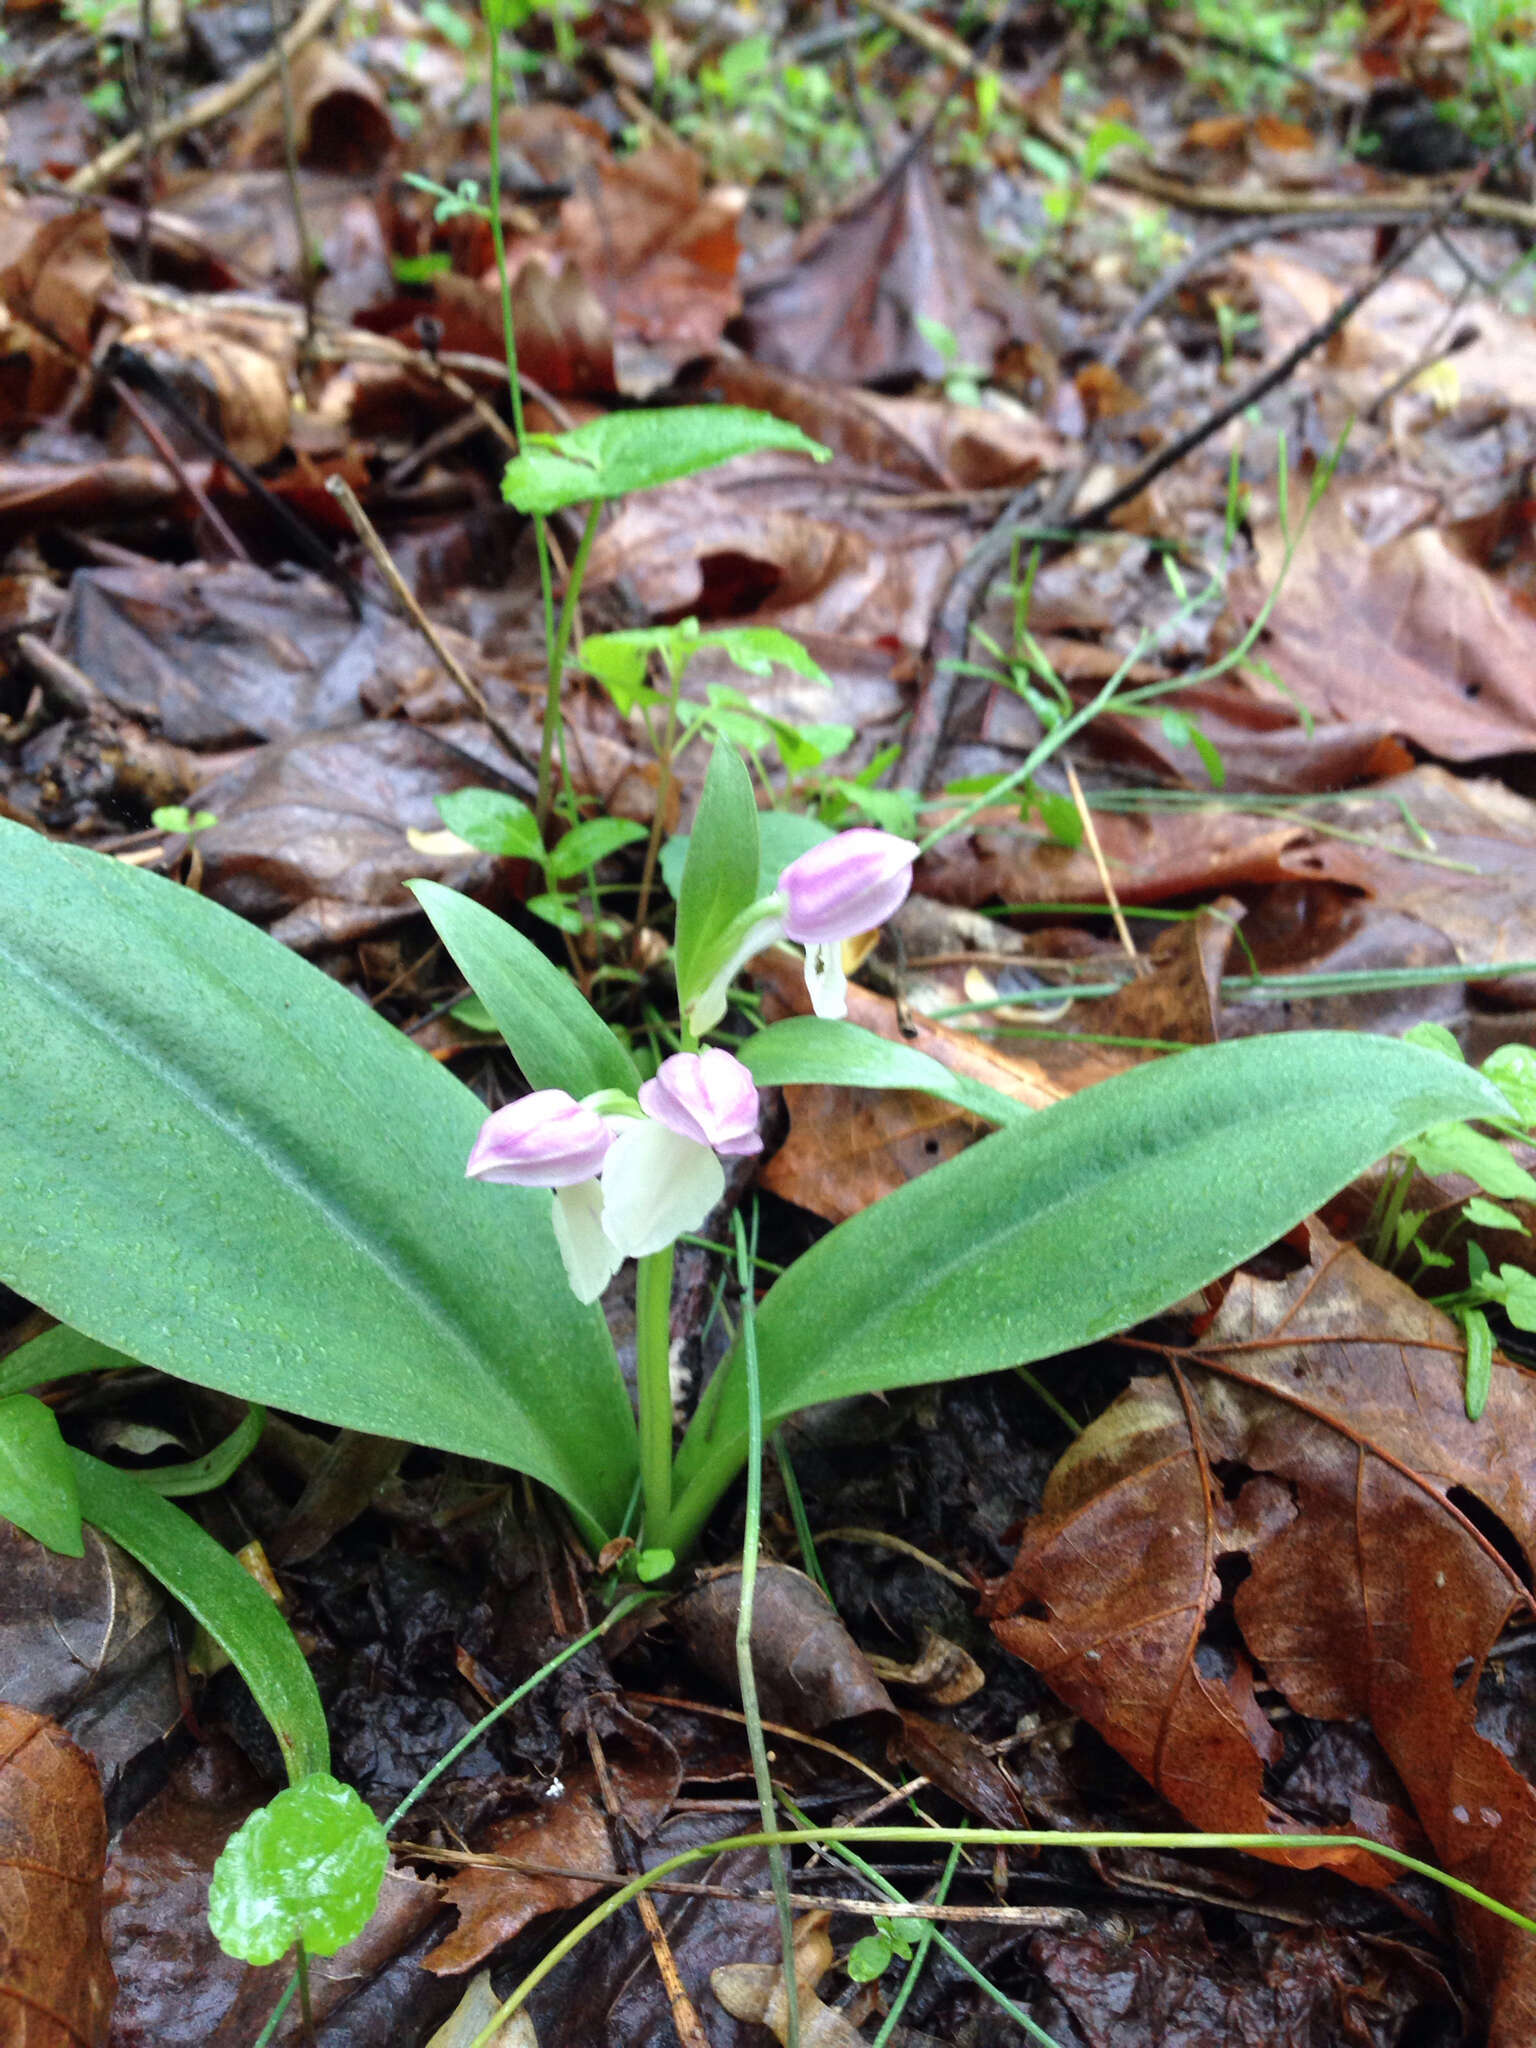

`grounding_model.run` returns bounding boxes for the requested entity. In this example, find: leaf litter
[5,0,1536,2042]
